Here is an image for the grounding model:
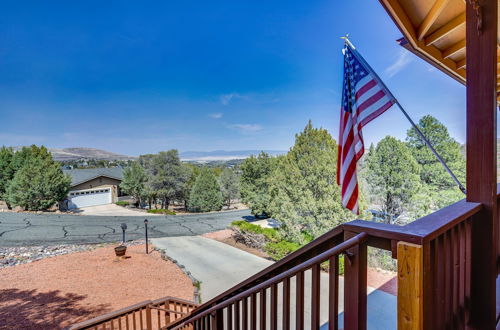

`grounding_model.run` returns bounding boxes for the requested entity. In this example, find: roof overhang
[70,174,122,187]
[378,0,500,100]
